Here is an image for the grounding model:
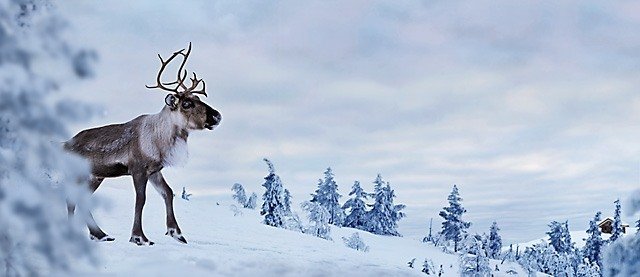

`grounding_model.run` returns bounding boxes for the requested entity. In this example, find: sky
[57,0,640,243]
